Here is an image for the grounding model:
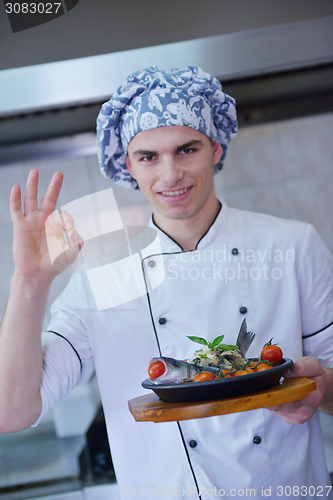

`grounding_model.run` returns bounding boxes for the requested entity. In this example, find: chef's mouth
[158,186,193,197]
